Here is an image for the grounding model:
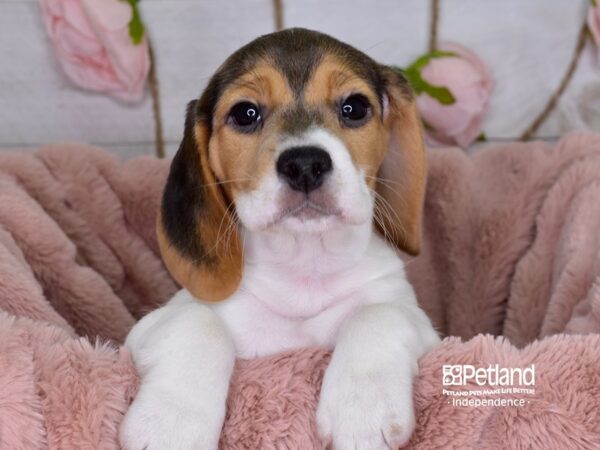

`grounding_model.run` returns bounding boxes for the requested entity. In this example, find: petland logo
[442,364,536,408]
[443,364,535,387]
